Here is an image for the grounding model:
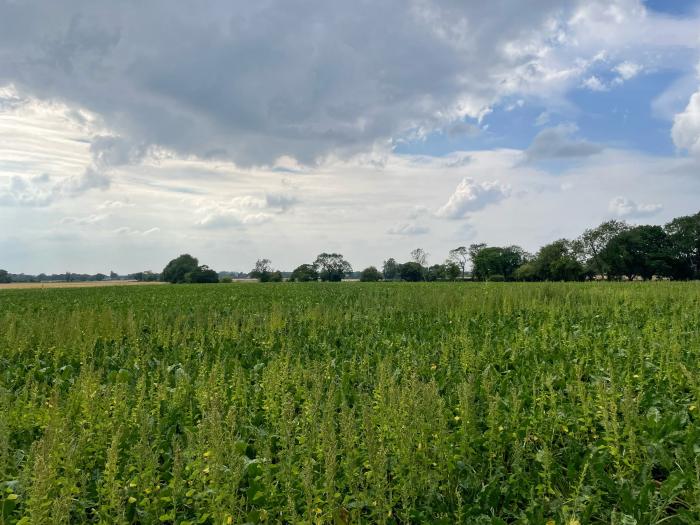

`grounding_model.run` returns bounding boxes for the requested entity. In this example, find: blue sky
[644,0,699,15]
[395,69,688,158]
[0,0,699,273]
